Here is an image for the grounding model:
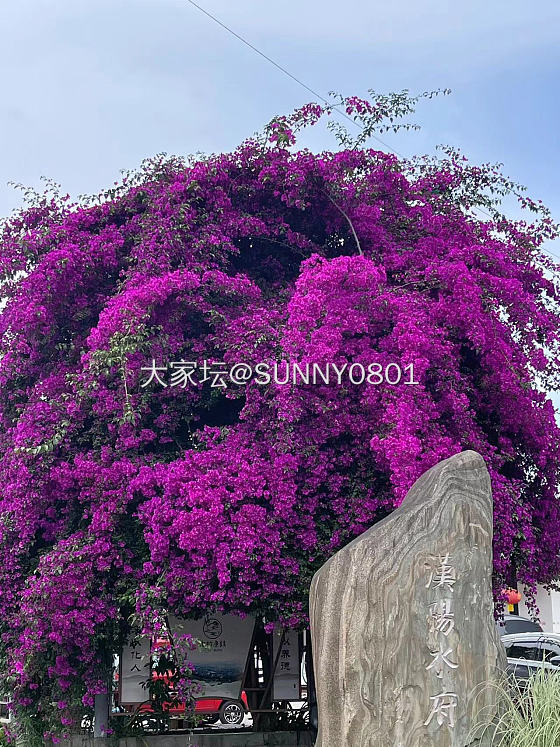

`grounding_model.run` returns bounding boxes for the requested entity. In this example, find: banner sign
[168,613,255,700]
[272,627,300,701]
[119,635,151,705]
